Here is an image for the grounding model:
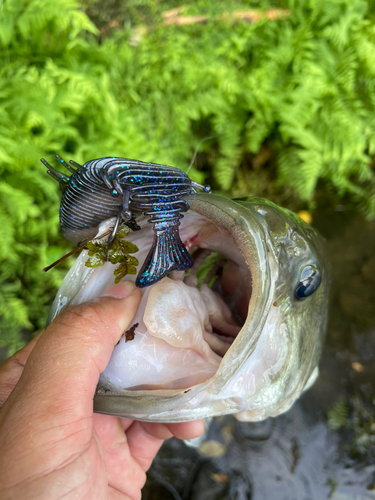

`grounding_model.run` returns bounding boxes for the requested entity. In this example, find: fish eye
[295,265,321,300]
